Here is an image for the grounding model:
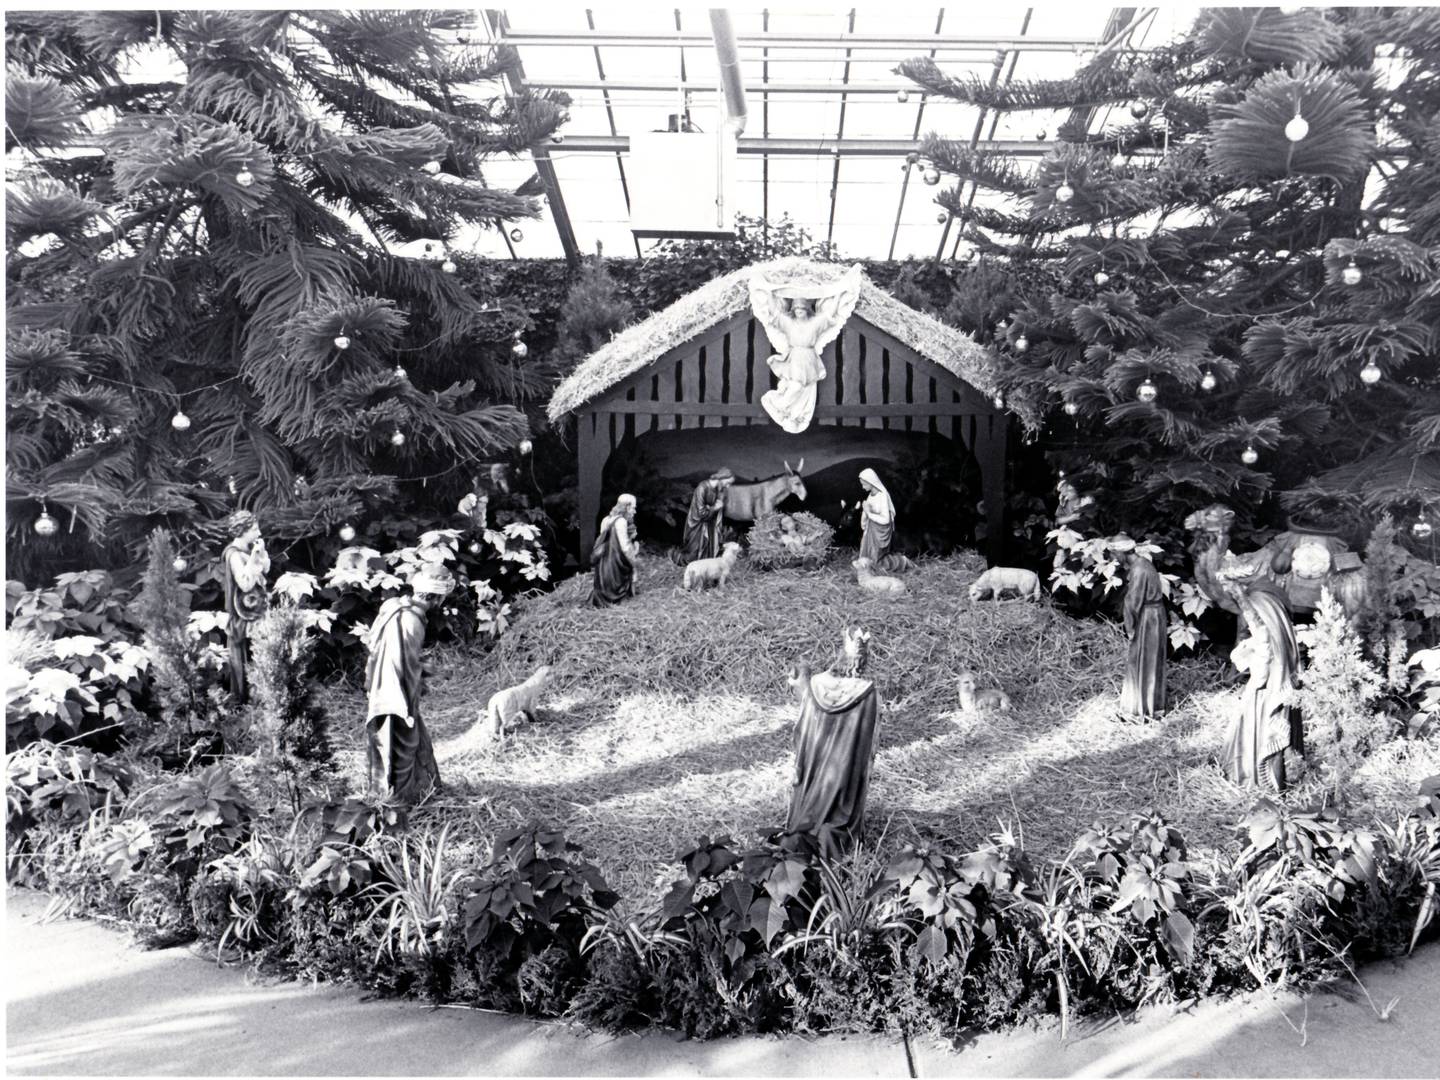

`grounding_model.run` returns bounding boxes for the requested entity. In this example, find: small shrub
[248,600,333,806]
[1298,589,1389,794]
